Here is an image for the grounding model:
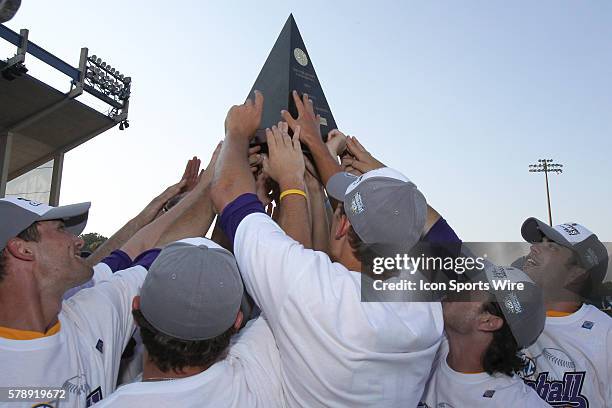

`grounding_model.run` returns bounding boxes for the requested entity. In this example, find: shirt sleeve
[219,193,266,243]
[131,248,161,270]
[100,250,133,273]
